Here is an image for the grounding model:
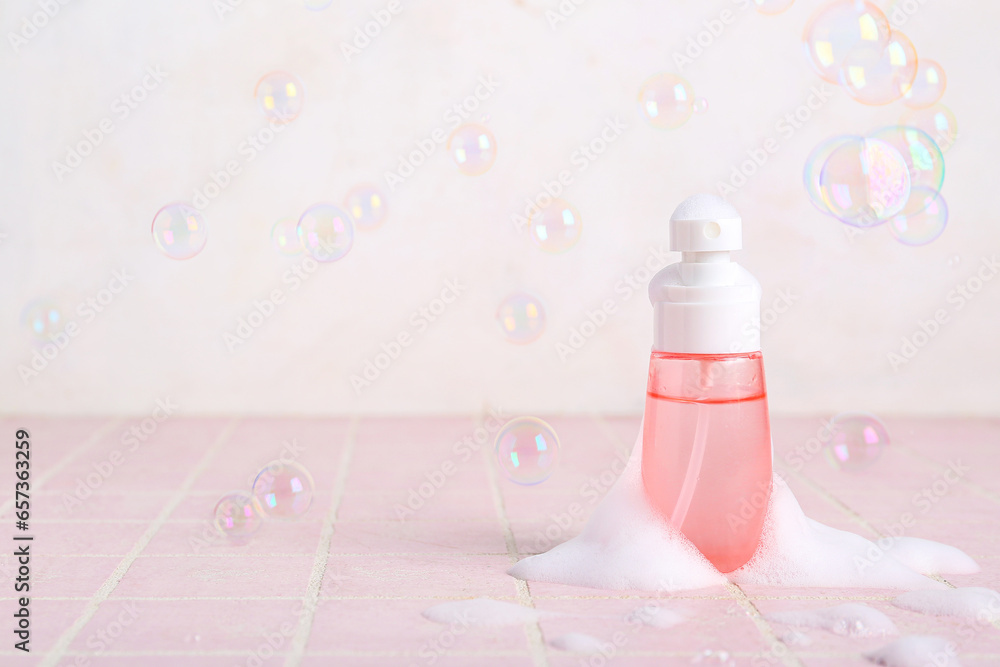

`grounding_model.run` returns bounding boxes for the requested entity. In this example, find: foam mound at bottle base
[509,428,976,592]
